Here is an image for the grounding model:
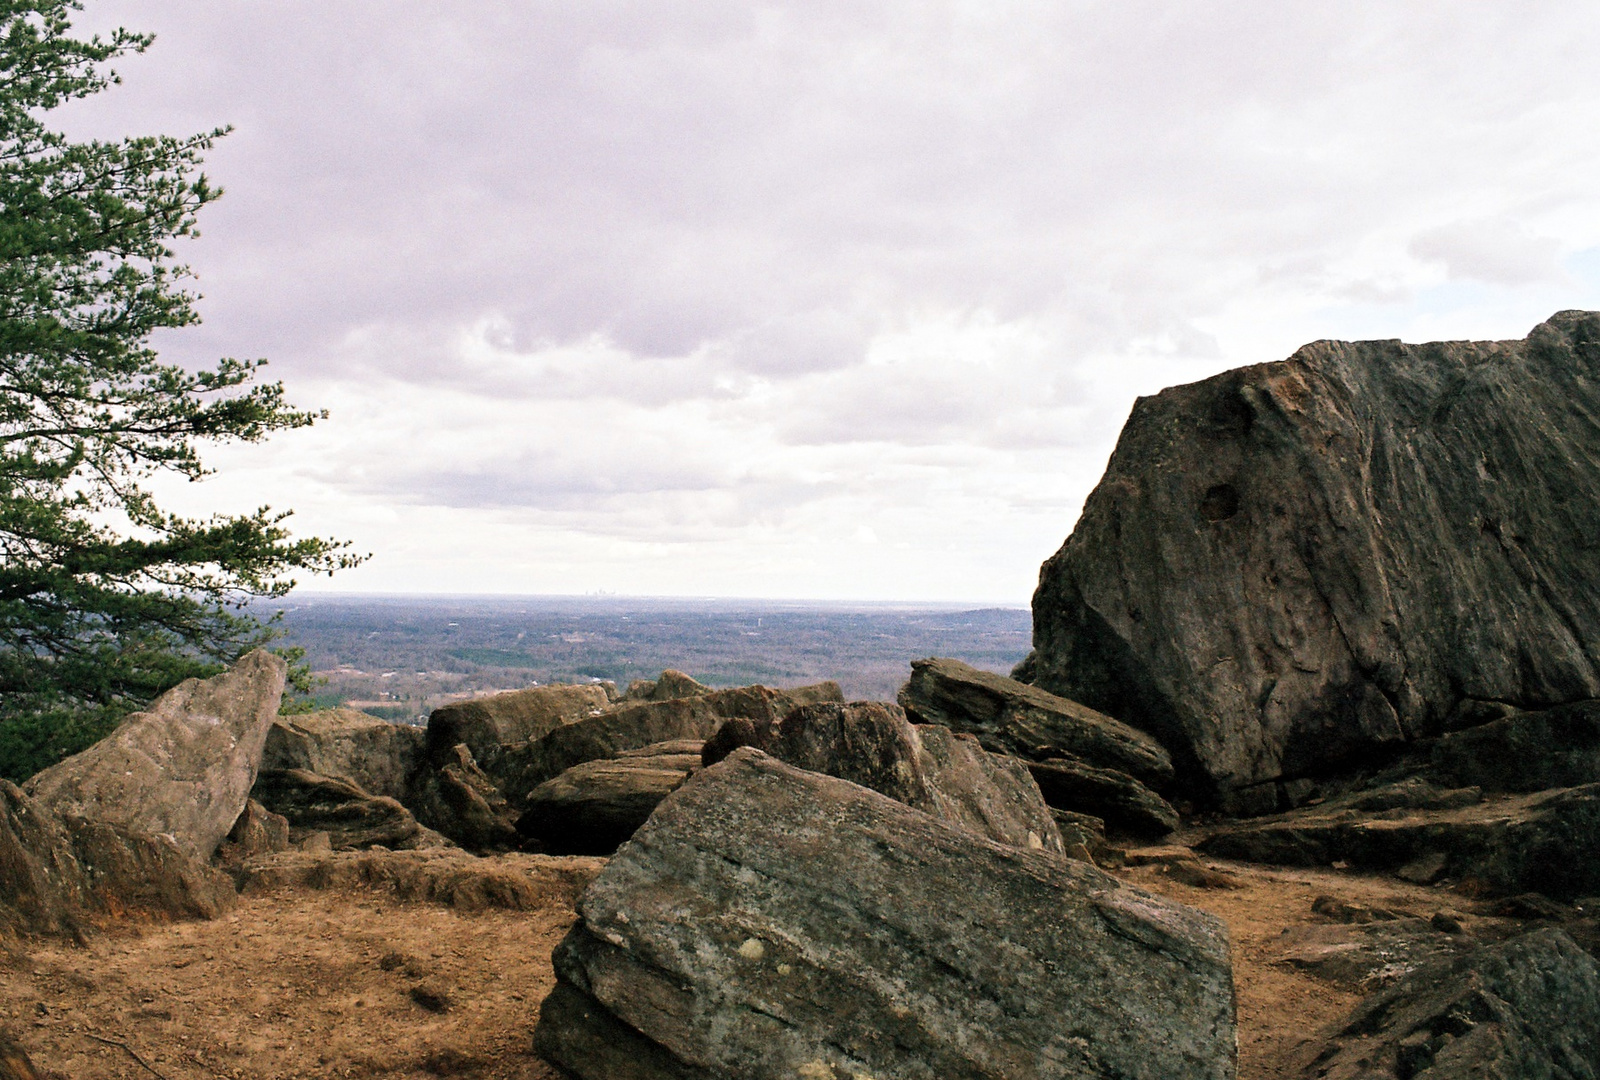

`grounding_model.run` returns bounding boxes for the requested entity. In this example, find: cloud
[58,0,1600,599]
